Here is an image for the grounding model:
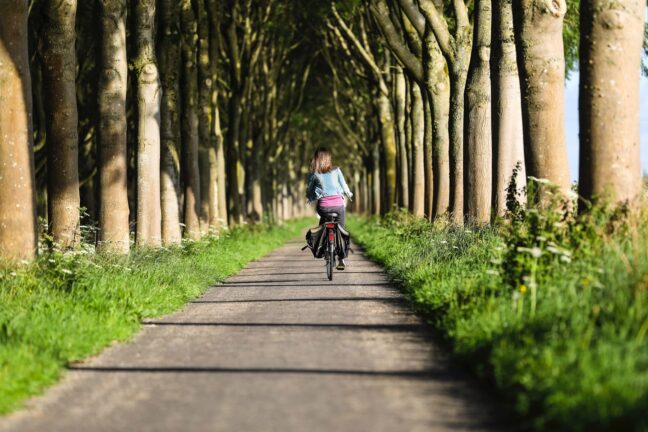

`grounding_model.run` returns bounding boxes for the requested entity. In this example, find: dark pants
[316,205,346,228]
